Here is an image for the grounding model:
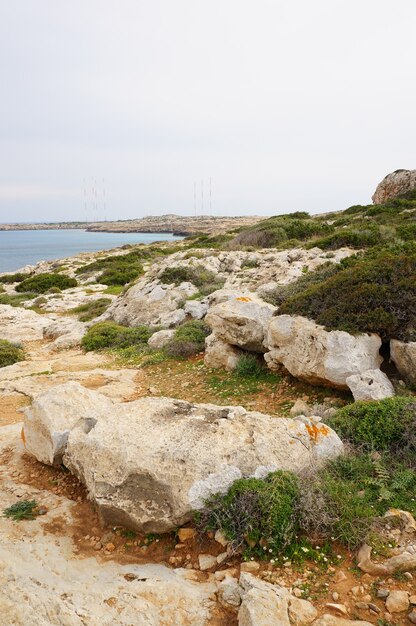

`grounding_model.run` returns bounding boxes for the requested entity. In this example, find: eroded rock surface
[265,315,382,389]
[372,169,416,204]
